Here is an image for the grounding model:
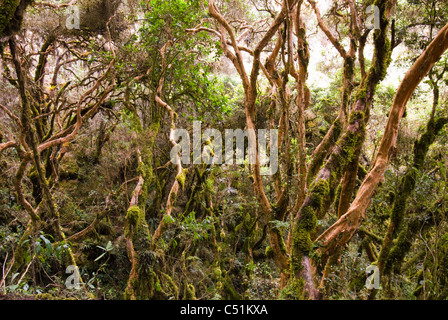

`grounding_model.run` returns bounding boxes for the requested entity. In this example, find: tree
[1,0,448,301]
